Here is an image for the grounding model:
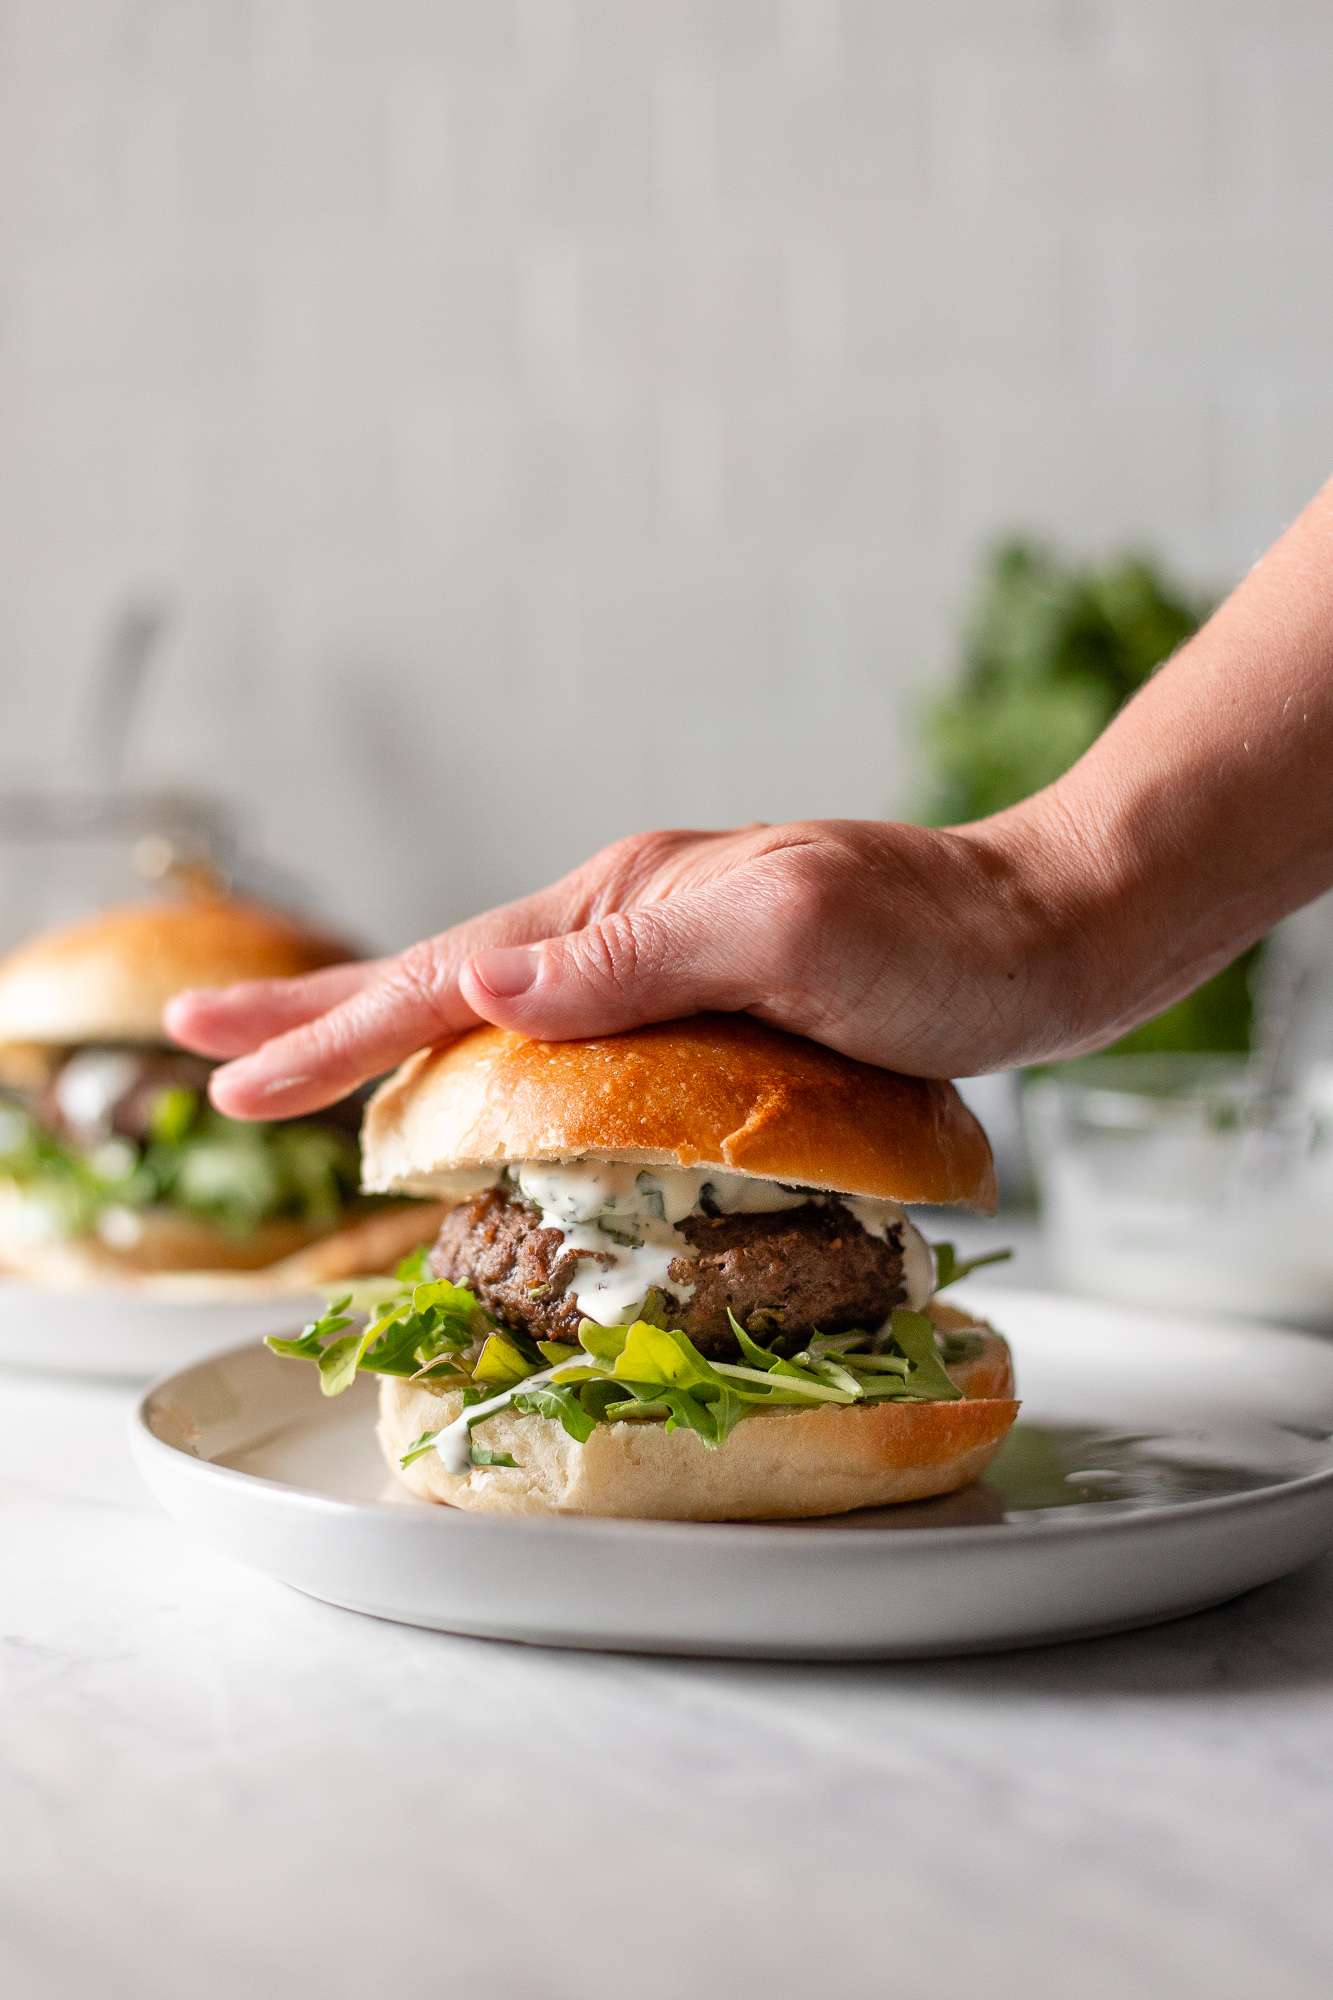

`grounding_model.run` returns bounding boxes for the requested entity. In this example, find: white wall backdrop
[1,0,1331,948]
